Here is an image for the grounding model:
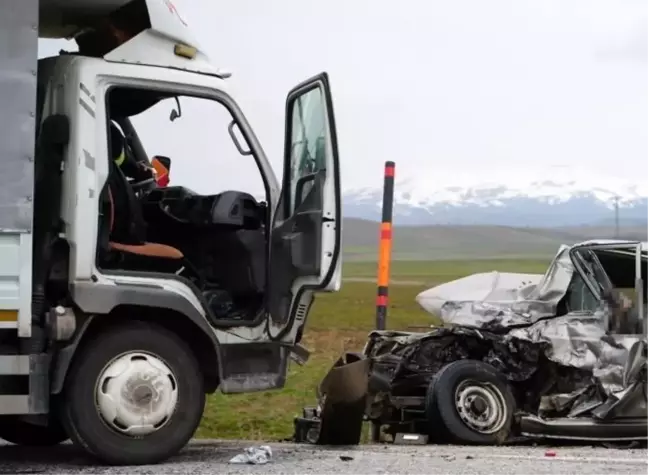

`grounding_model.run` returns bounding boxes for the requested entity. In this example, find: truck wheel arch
[52,282,222,395]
